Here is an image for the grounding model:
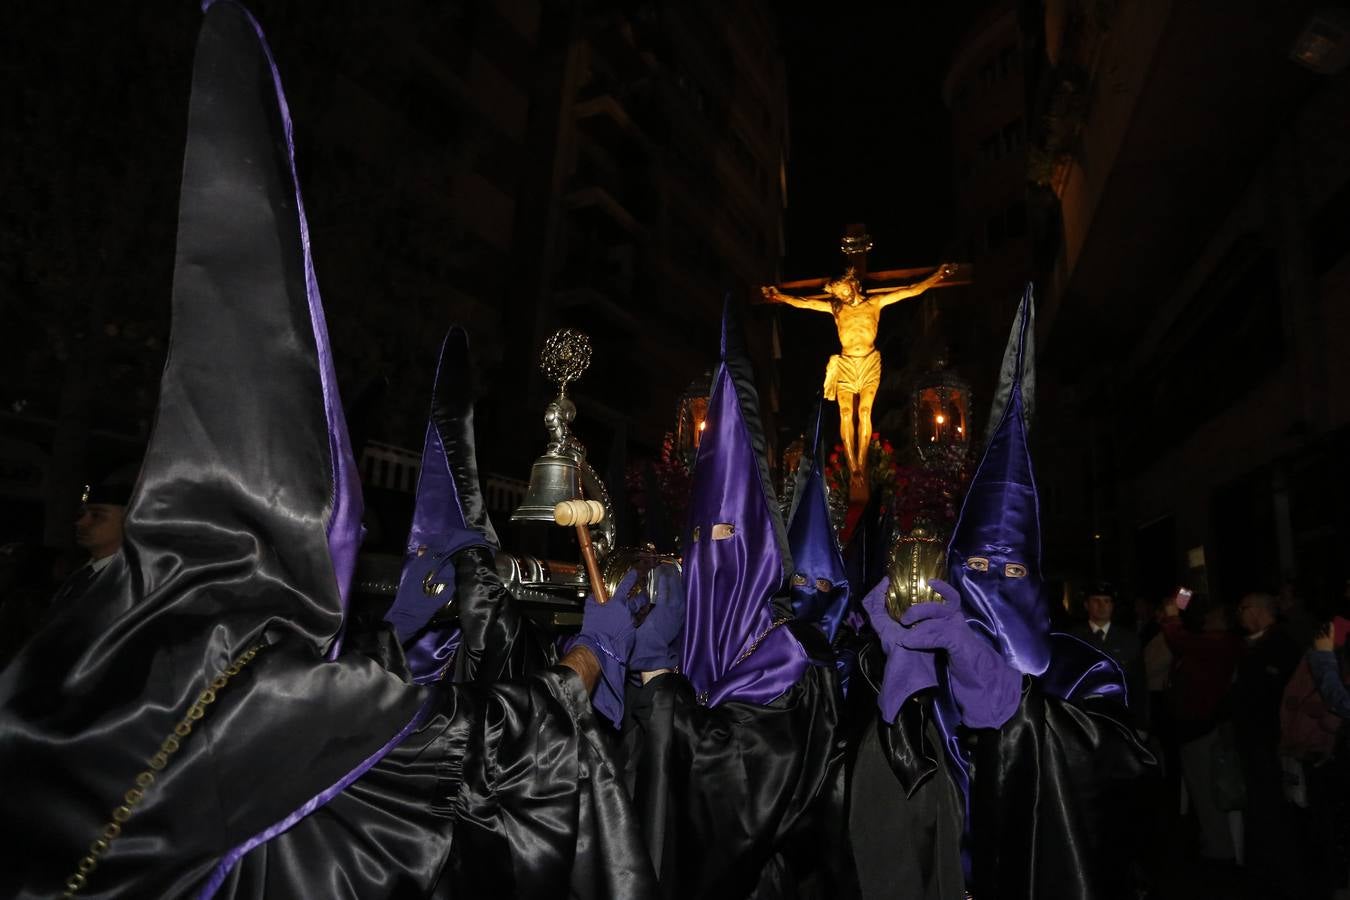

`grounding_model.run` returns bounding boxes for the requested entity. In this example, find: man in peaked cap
[0,5,657,897]
[50,470,136,609]
[836,288,1152,900]
[1072,582,1147,728]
